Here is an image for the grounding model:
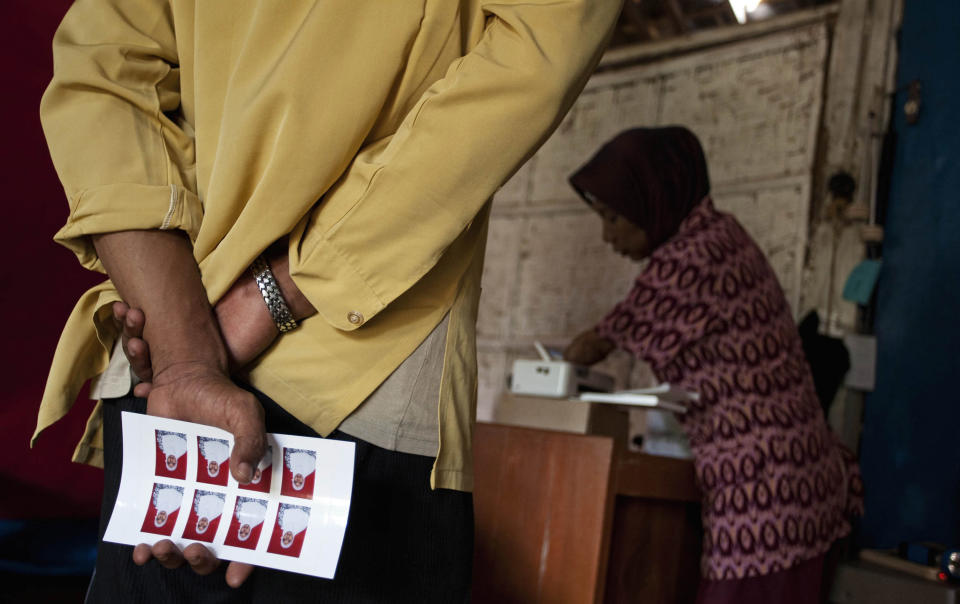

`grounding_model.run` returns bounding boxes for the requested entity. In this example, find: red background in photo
[223,506,266,550]
[181,496,224,543]
[280,454,315,500]
[238,464,271,493]
[196,450,229,487]
[267,521,306,558]
[140,501,180,536]
[154,438,187,480]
